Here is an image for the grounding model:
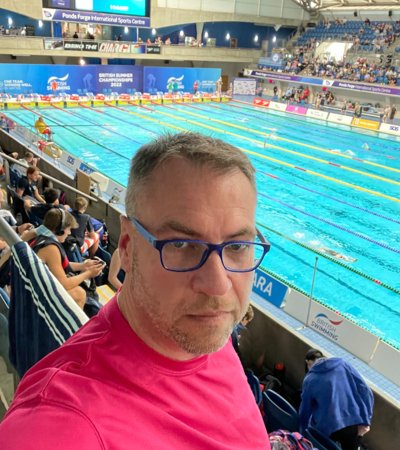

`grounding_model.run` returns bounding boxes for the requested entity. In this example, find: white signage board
[307,109,329,121]
[328,113,353,126]
[307,302,379,363]
[283,290,310,324]
[370,341,400,387]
